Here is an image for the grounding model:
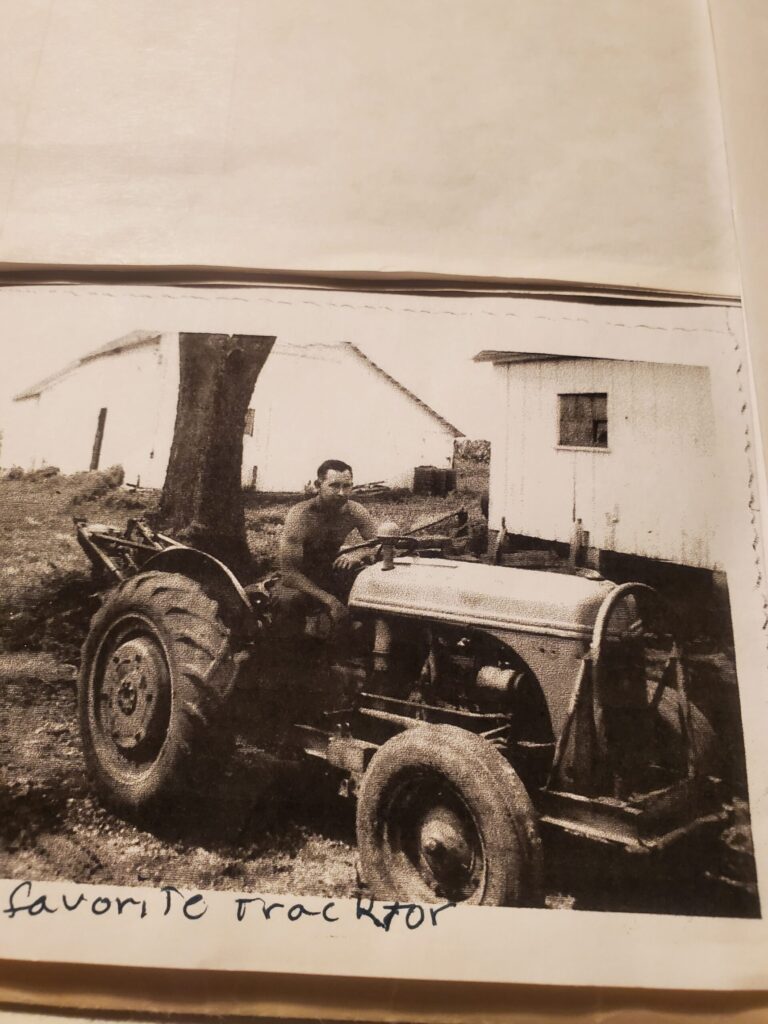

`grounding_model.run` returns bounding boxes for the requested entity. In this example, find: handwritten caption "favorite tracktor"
[3,881,456,931]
